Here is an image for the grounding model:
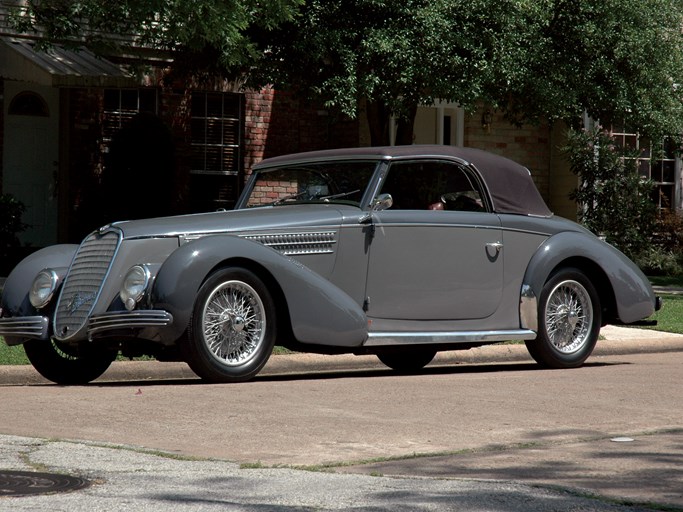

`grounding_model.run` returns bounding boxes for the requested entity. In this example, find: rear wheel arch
[546,257,616,325]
